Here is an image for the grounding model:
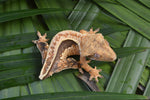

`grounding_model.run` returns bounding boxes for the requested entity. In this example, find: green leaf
[144,79,150,96]
[0,87,20,99]
[35,0,71,30]
[0,53,41,90]
[0,32,34,53]
[0,30,58,53]
[67,0,129,34]
[0,8,71,23]
[106,30,150,93]
[68,0,99,30]
[0,53,41,71]
[1,92,147,100]
[28,71,85,94]
[91,11,129,35]
[114,47,150,58]
[140,67,150,87]
[117,0,150,22]
[105,31,128,48]
[0,52,85,91]
[139,0,150,8]
[1,0,150,98]
[94,0,150,40]
[0,68,38,90]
